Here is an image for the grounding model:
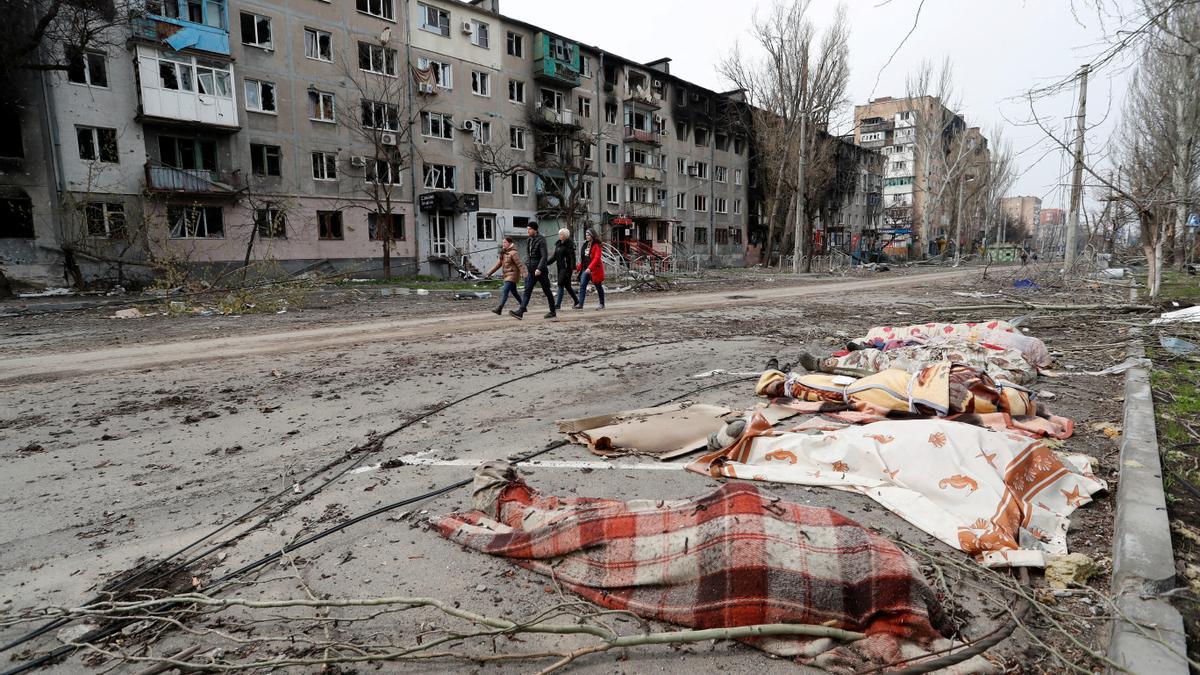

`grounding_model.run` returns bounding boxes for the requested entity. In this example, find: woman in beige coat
[485,236,526,315]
